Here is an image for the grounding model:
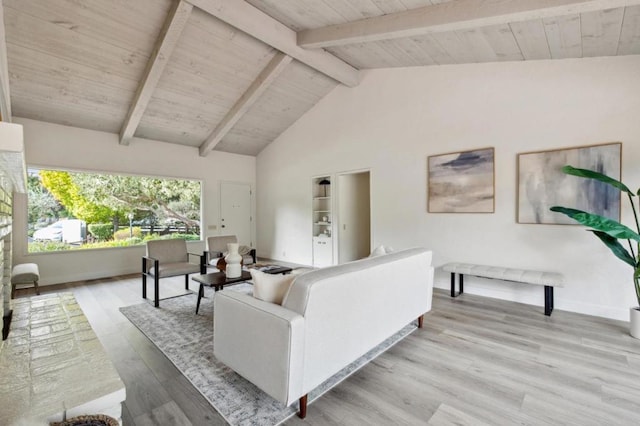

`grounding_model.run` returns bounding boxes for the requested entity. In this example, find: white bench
[442,263,564,316]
